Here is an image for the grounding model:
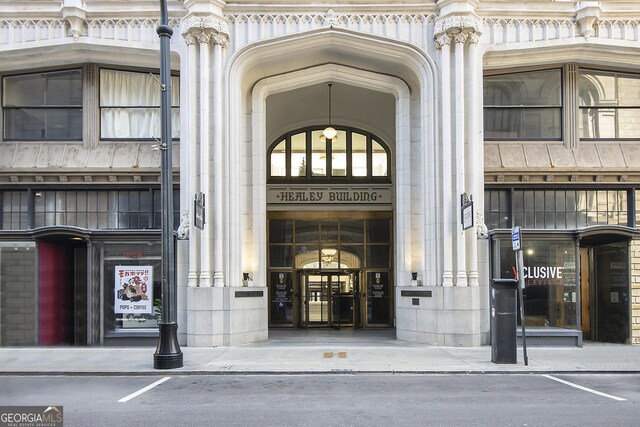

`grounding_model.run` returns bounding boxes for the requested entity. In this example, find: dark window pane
[366,245,390,268]
[269,245,292,268]
[269,219,293,244]
[46,70,82,105]
[320,220,339,242]
[367,219,390,243]
[4,108,45,139]
[295,220,318,243]
[340,220,364,243]
[46,108,82,140]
